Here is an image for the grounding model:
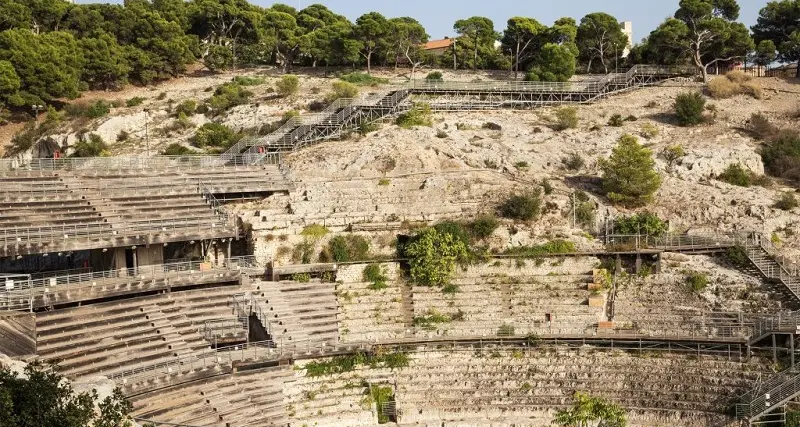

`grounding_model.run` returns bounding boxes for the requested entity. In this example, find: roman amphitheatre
[2,2,800,427]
